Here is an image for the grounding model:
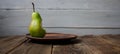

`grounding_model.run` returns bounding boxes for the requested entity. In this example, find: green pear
[29,2,46,38]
